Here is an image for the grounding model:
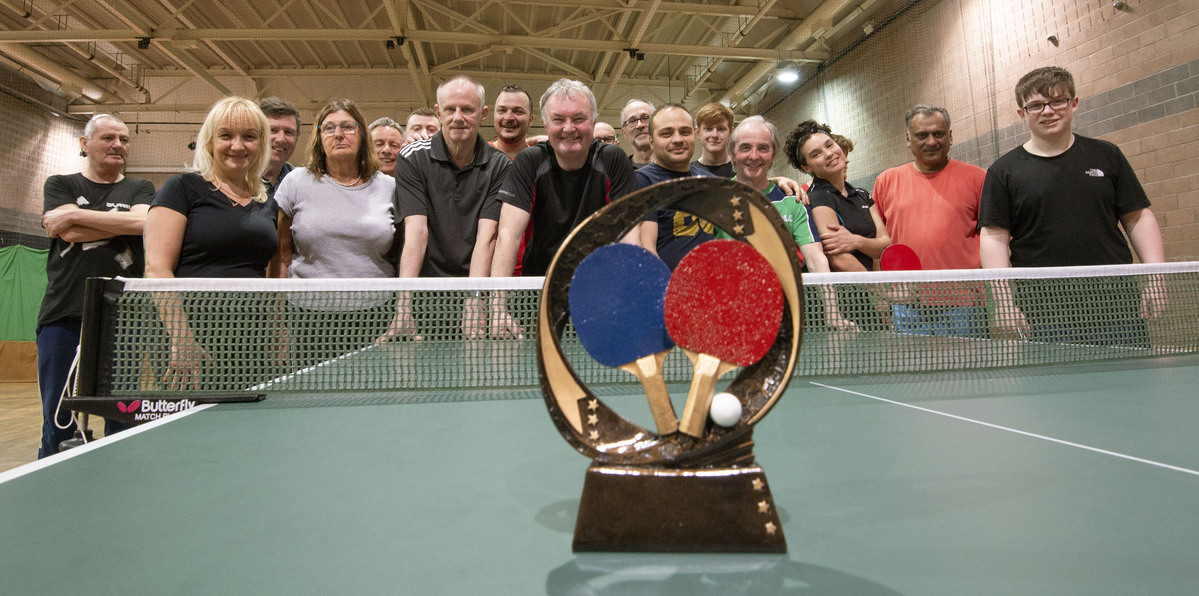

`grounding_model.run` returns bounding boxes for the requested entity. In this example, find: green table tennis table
[3,351,1198,594]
